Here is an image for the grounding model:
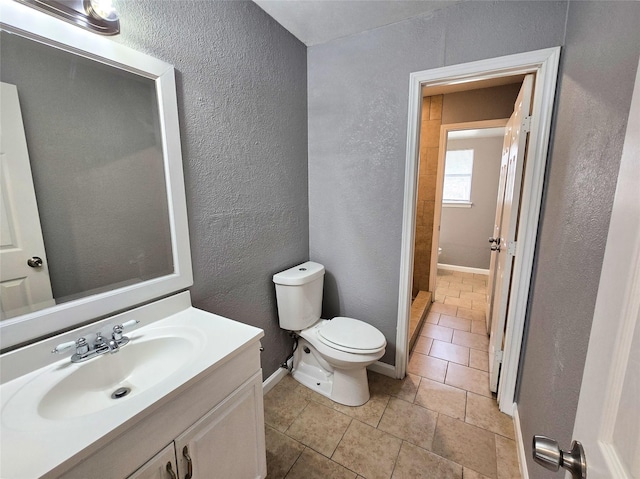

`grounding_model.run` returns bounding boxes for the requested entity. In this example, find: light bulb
[87,0,118,21]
